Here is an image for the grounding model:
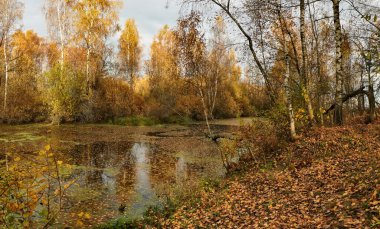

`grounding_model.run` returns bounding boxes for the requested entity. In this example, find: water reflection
[128,143,156,217]
[176,155,188,183]
[2,126,225,227]
[101,170,117,191]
